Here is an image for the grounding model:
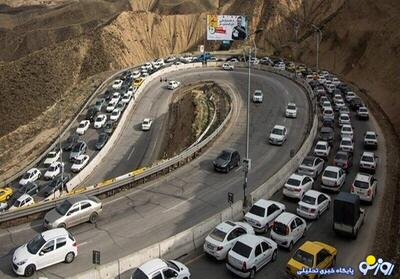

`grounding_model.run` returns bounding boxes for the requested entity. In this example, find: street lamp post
[311,24,322,73]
